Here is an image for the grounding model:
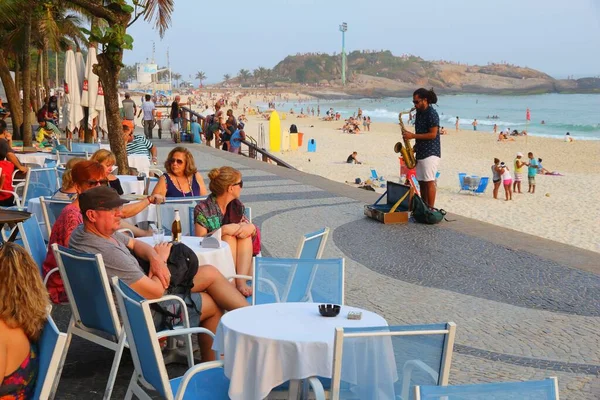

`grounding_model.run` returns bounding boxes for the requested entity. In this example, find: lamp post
[339,22,348,86]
